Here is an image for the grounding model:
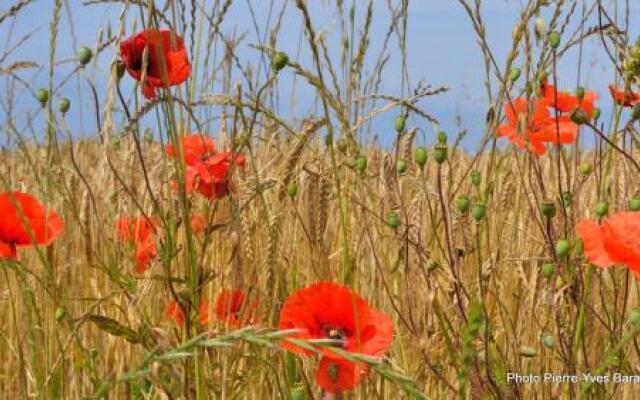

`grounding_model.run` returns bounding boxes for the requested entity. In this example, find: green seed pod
[548,31,561,49]
[114,60,126,80]
[426,259,440,272]
[575,86,585,101]
[470,170,481,187]
[58,97,70,114]
[541,333,555,349]
[630,309,640,327]
[89,348,98,360]
[395,115,406,133]
[396,159,407,174]
[55,307,66,322]
[324,133,333,147]
[541,200,556,218]
[519,346,538,358]
[287,182,298,198]
[111,135,121,151]
[579,162,592,176]
[388,211,400,229]
[78,46,93,66]
[456,195,470,213]
[336,137,348,153]
[272,51,289,72]
[509,67,521,82]
[414,146,427,168]
[36,88,49,106]
[632,103,640,120]
[570,107,588,125]
[355,155,367,173]
[595,201,609,217]
[434,145,447,164]
[436,131,448,144]
[628,197,640,211]
[555,239,570,257]
[561,191,573,208]
[472,203,486,221]
[592,107,601,120]
[573,238,584,256]
[542,263,556,279]
[555,276,564,290]
[290,385,305,400]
